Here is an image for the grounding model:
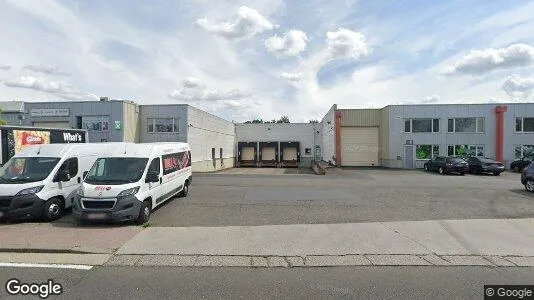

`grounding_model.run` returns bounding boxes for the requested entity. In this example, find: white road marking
[0,262,93,270]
